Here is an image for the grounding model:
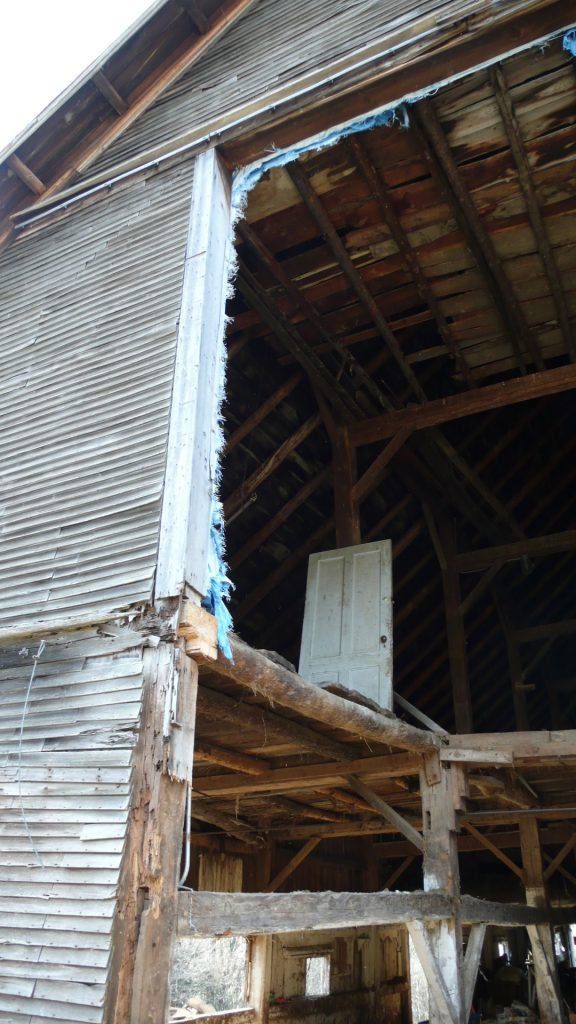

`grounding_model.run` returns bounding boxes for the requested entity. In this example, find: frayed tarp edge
[563,29,576,56]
